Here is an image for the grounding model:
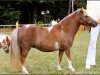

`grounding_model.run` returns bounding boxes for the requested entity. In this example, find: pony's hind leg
[21,49,30,74]
[57,50,64,70]
[64,49,75,71]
